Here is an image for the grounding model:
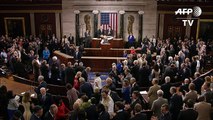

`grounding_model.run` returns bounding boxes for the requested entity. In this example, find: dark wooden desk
[53,51,126,72]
